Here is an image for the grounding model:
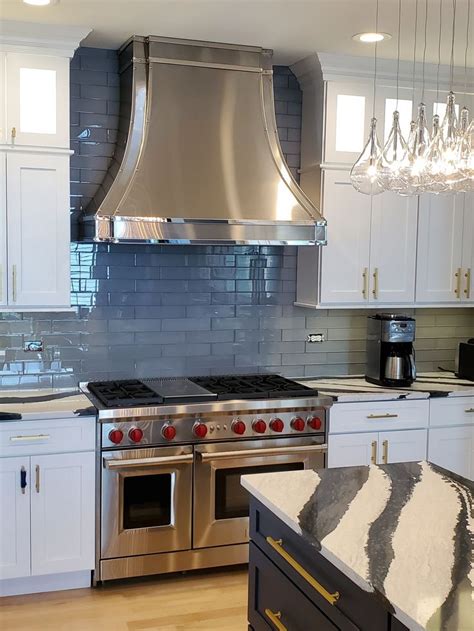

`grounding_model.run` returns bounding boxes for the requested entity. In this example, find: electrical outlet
[24,340,44,352]
[307,333,325,343]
